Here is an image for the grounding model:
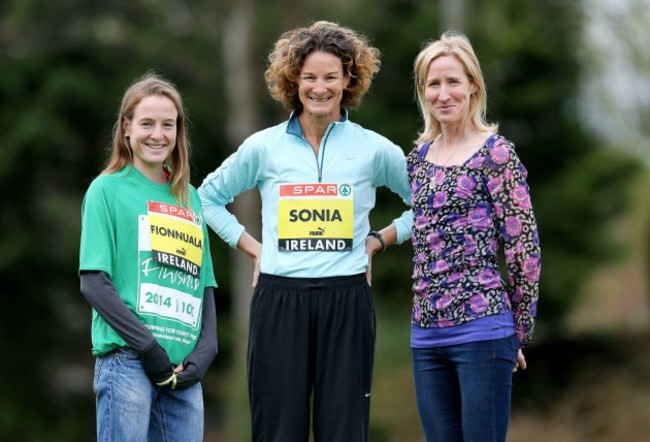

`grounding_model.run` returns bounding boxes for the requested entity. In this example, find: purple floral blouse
[406,134,541,346]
